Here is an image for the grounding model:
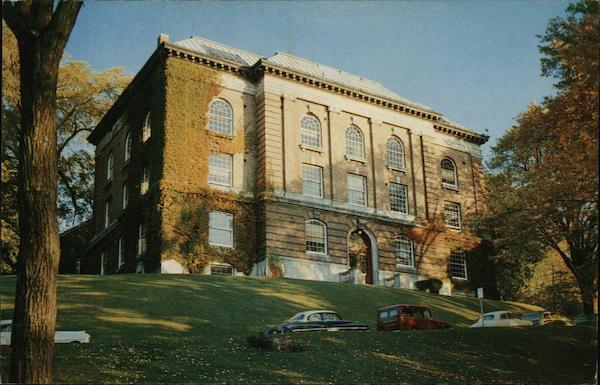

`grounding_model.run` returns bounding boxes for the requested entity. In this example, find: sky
[65,0,571,161]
